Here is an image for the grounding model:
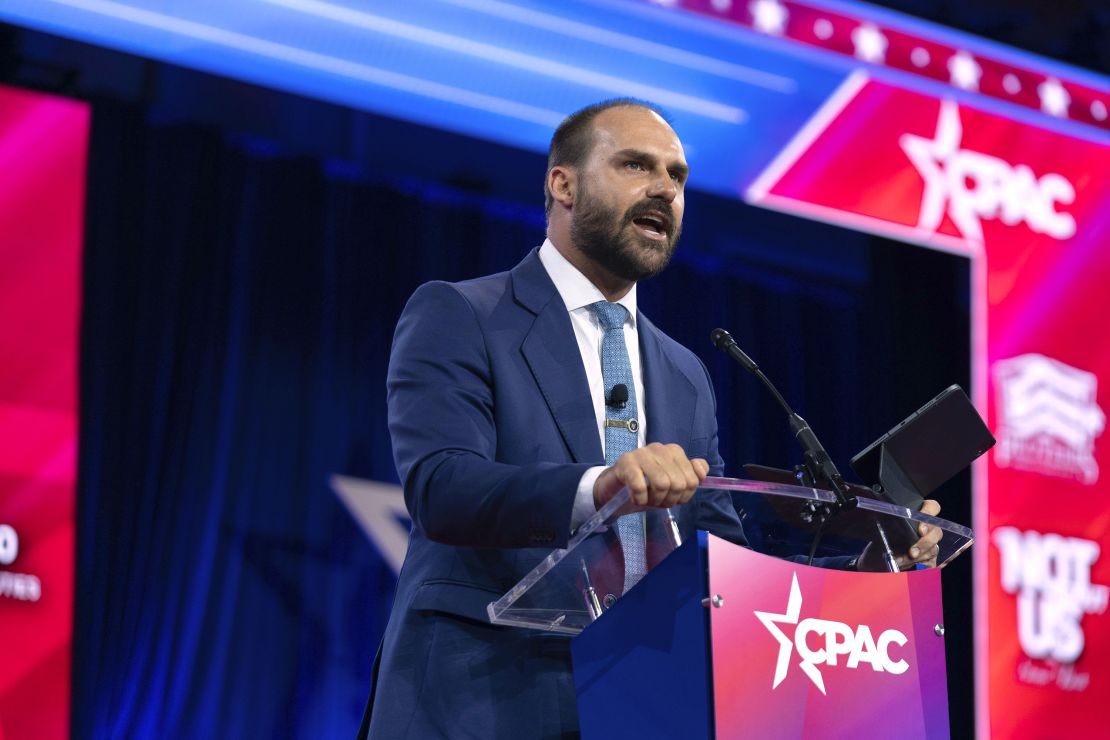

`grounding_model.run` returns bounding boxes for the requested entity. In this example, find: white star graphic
[1093,100,1108,122]
[711,0,733,12]
[754,573,828,694]
[331,474,410,574]
[750,0,788,35]
[851,23,887,64]
[898,100,983,242]
[948,51,981,91]
[1038,78,1071,117]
